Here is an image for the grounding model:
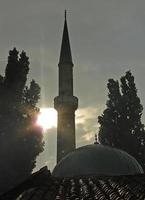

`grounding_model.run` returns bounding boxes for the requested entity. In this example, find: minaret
[54,11,78,163]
